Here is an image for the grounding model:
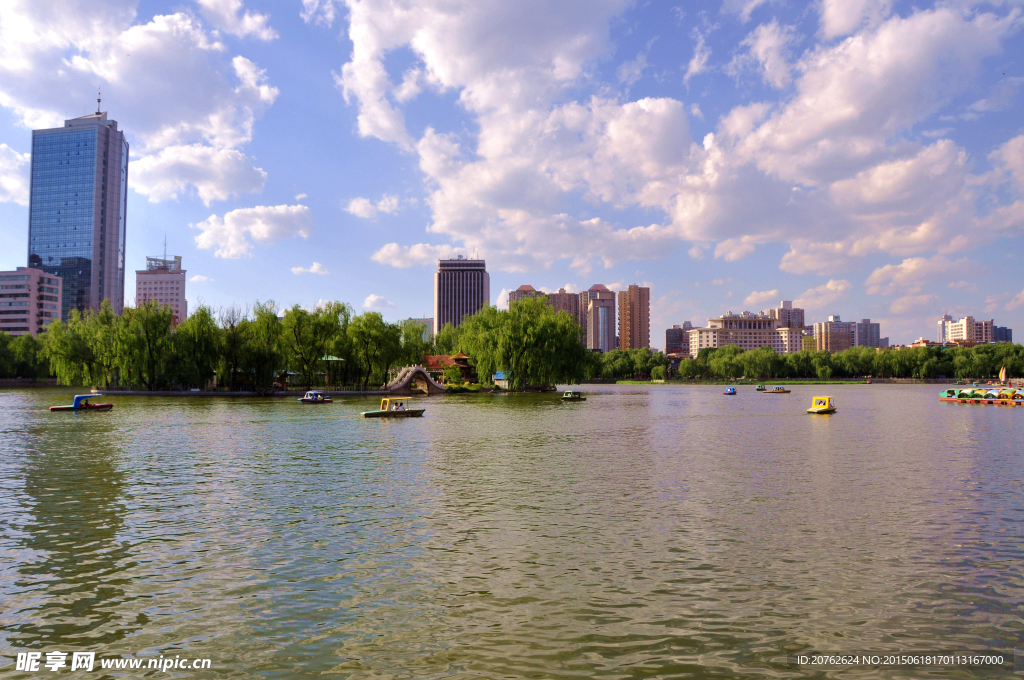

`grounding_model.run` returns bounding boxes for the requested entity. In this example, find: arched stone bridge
[386,365,447,395]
